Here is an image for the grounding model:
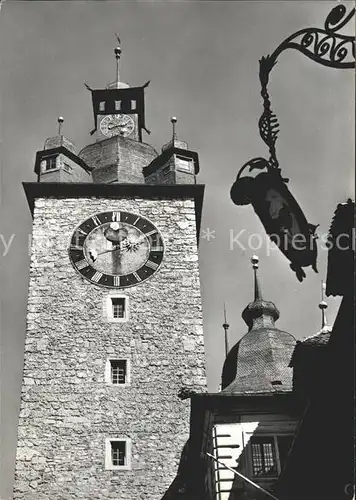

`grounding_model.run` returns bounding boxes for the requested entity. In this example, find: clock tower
[13,41,207,500]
